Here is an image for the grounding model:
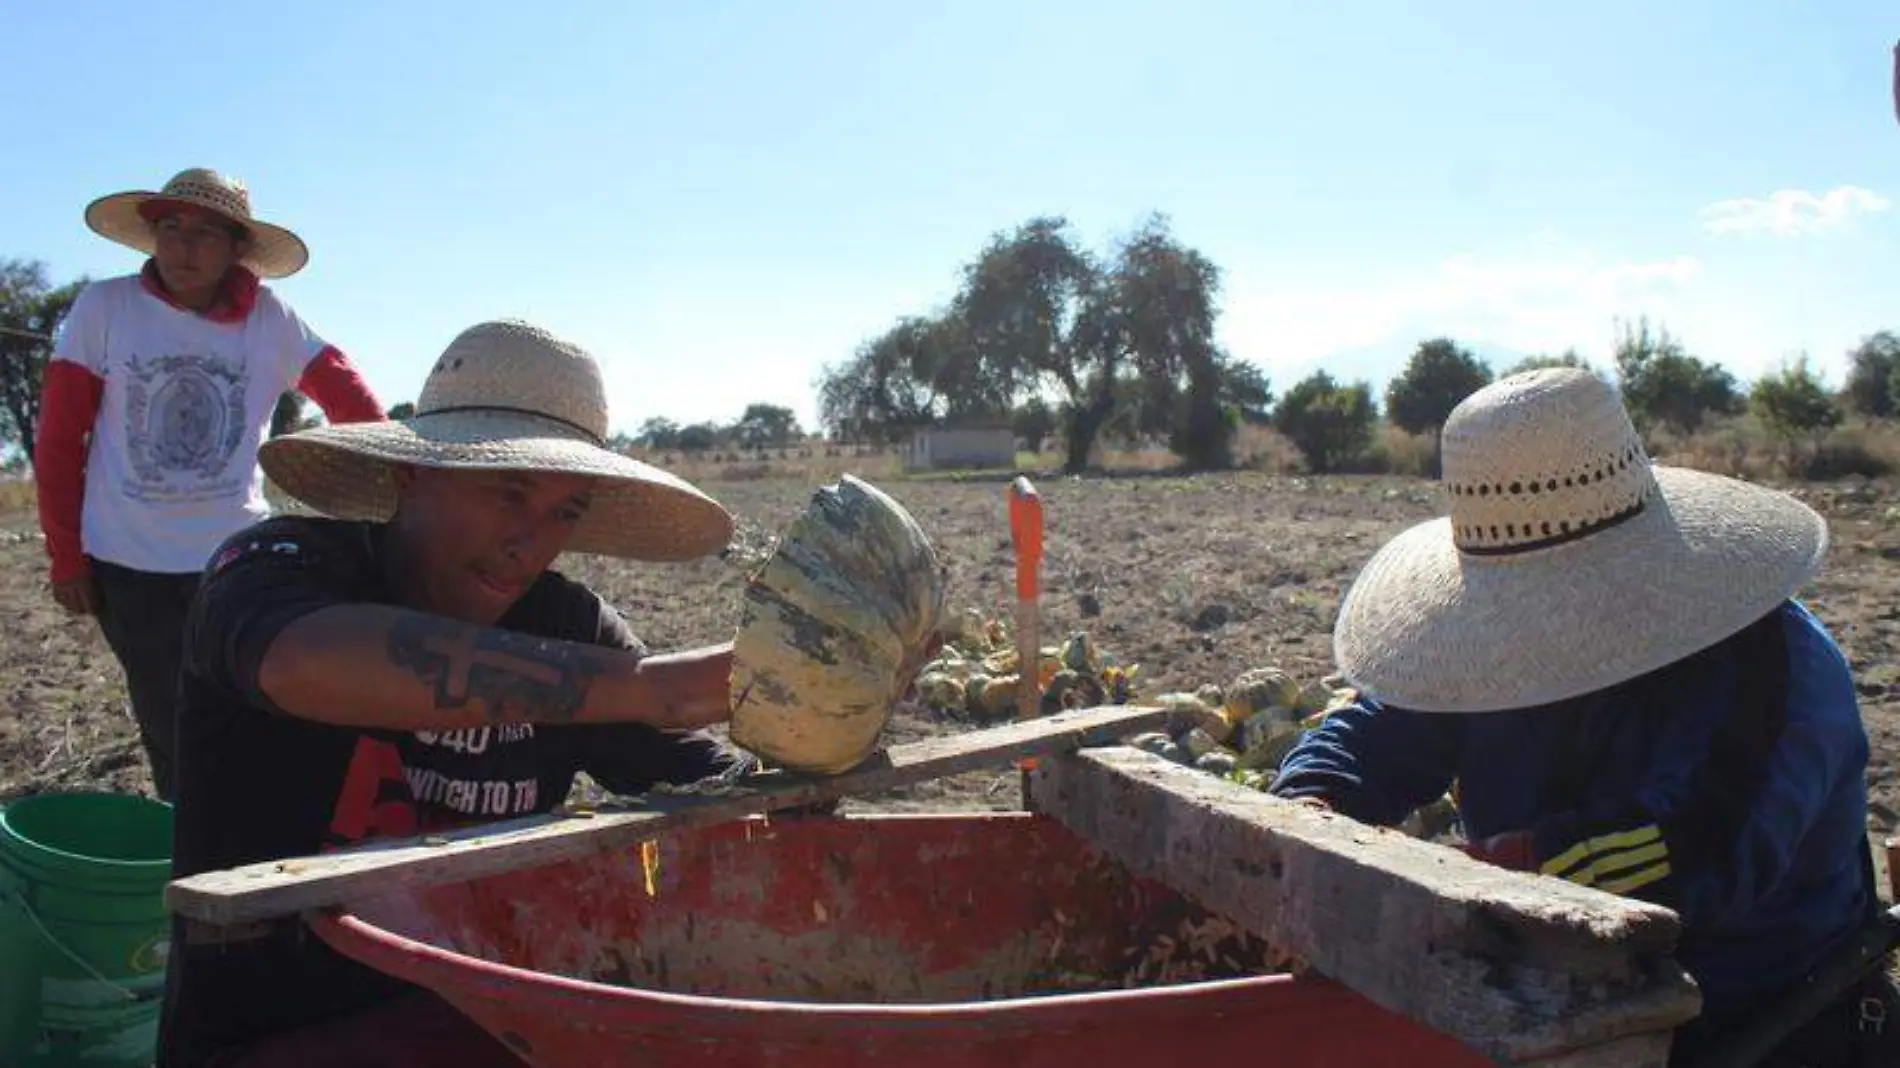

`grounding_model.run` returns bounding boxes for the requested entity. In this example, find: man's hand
[51,573,98,617]
[1462,830,1538,872]
[709,752,838,818]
